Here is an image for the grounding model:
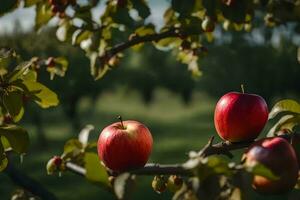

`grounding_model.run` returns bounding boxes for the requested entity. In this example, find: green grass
[0,89,299,200]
